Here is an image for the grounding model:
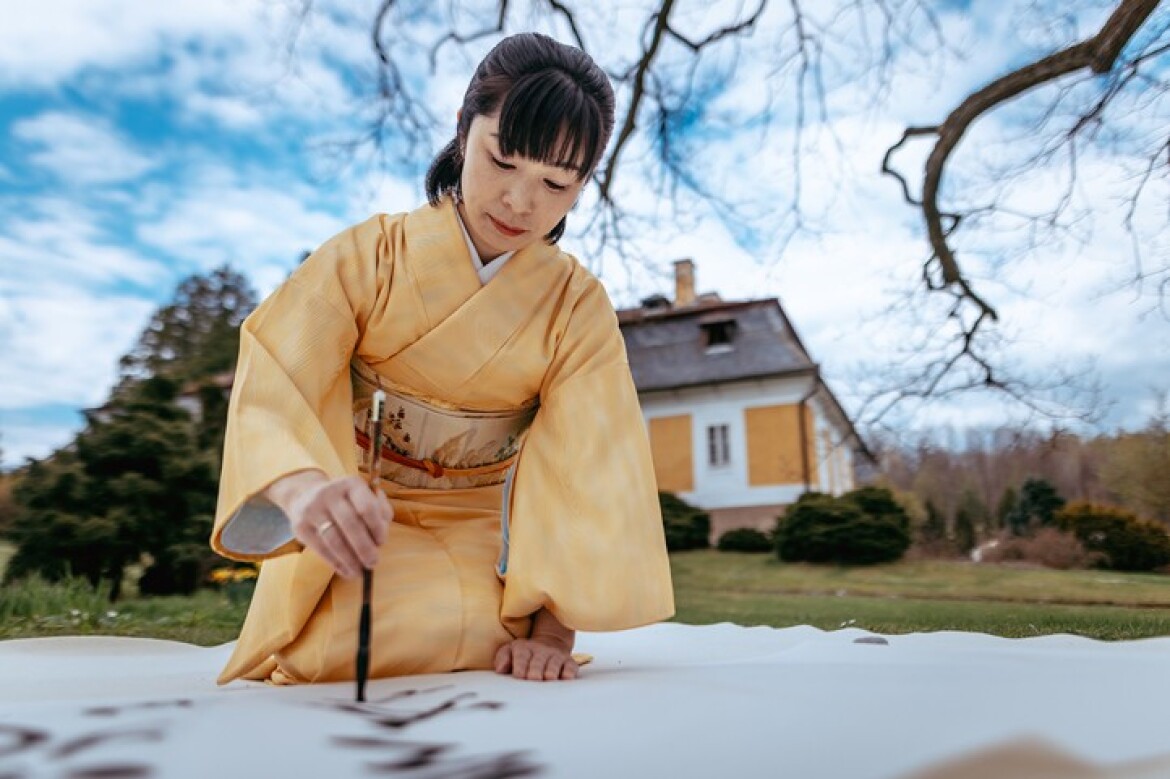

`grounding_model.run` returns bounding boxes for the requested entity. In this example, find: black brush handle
[356,569,373,702]
[358,388,384,703]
